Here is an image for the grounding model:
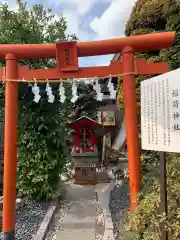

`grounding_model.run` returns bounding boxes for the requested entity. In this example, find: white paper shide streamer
[93,80,103,101]
[71,81,78,103]
[29,75,118,104]
[84,80,89,84]
[107,76,116,99]
[59,82,66,103]
[32,82,41,103]
[84,78,91,85]
[46,82,55,103]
